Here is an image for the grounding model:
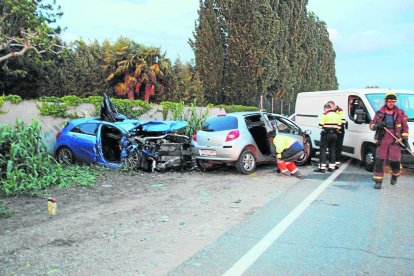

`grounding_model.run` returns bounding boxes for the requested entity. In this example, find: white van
[294,88,414,171]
